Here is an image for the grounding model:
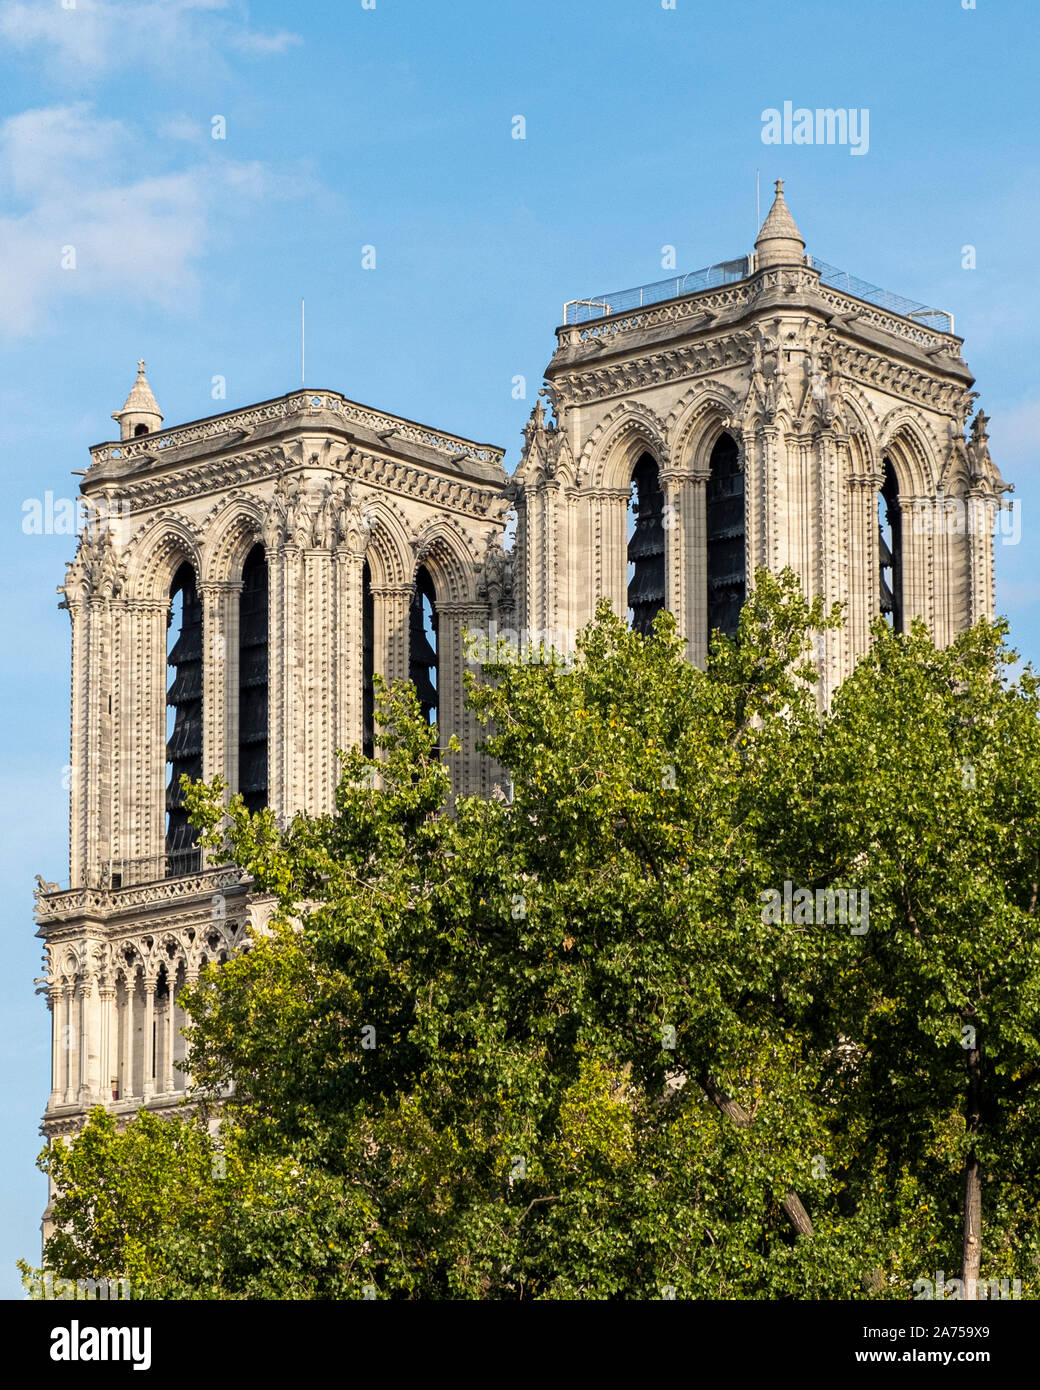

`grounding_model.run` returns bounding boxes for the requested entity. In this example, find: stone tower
[34,185,1010,1237]
[34,379,510,1211]
[512,180,1010,697]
